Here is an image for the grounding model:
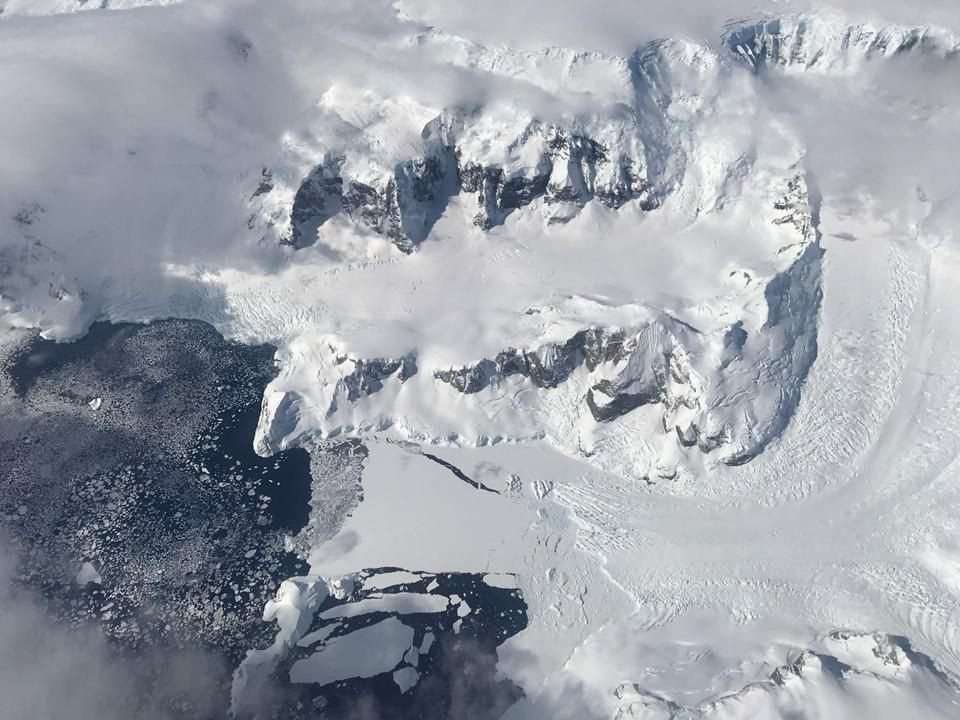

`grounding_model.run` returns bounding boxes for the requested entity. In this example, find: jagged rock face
[325,352,417,418]
[259,32,770,252]
[264,34,754,251]
[244,27,835,480]
[266,19,959,253]
[282,115,658,250]
[425,198,821,473]
[256,350,418,455]
[436,320,704,436]
[254,161,823,479]
[726,16,960,72]
[460,159,551,230]
[612,630,955,720]
[543,128,657,221]
[435,327,628,394]
[285,159,343,250]
[286,160,438,253]
[251,167,274,199]
[282,132,459,253]
[268,34,722,253]
[773,174,817,243]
